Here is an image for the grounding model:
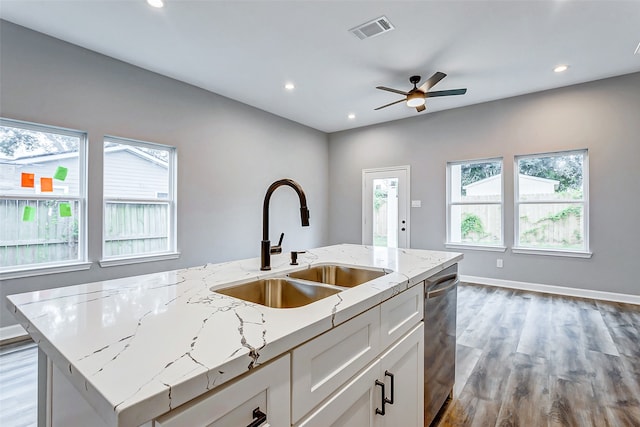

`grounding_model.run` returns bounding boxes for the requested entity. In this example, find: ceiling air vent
[349,16,395,40]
